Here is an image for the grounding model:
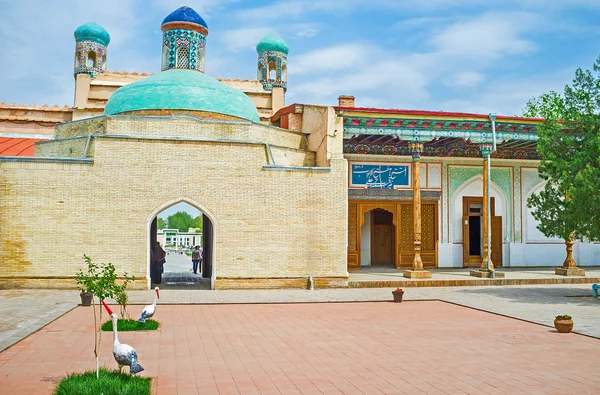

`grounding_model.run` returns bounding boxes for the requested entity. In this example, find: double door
[462,197,502,267]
